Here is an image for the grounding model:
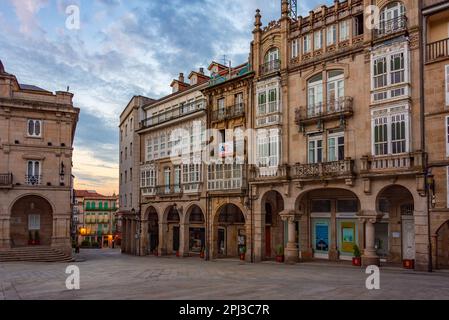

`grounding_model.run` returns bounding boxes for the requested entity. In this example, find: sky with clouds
[0,0,331,195]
